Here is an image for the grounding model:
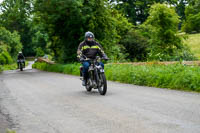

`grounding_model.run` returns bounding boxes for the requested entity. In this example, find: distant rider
[77,31,108,86]
[17,51,25,69]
